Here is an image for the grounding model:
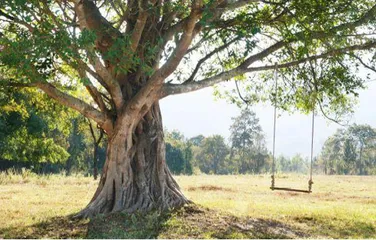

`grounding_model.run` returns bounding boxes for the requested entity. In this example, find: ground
[0,171,375,238]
